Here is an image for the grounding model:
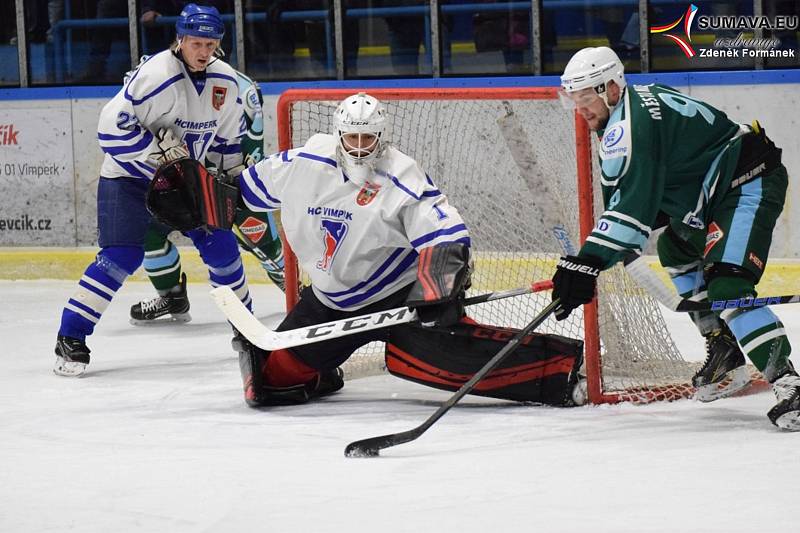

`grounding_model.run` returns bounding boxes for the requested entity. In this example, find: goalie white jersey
[97,50,245,180]
[240,134,470,311]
